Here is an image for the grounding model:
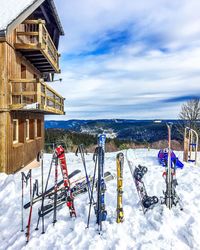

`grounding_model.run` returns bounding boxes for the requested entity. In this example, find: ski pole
[26,179,38,243]
[21,173,24,232]
[40,151,45,233]
[53,157,58,224]
[86,147,98,229]
[76,144,93,202]
[30,170,32,203]
[21,170,32,232]
[35,153,55,232]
